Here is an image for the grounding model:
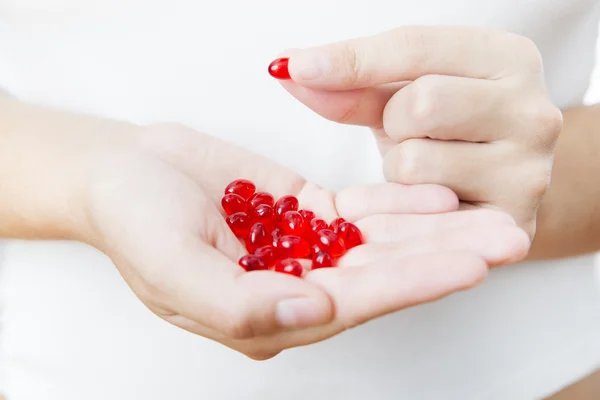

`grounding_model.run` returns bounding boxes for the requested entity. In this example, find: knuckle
[392,28,429,76]
[383,139,427,184]
[337,44,365,87]
[529,160,553,199]
[517,97,563,148]
[507,33,544,73]
[537,103,563,140]
[407,76,442,125]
